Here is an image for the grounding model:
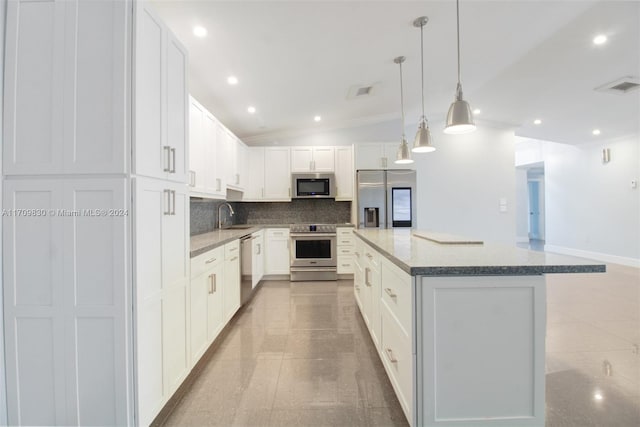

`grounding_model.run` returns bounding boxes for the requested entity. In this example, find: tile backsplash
[190,198,351,235]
